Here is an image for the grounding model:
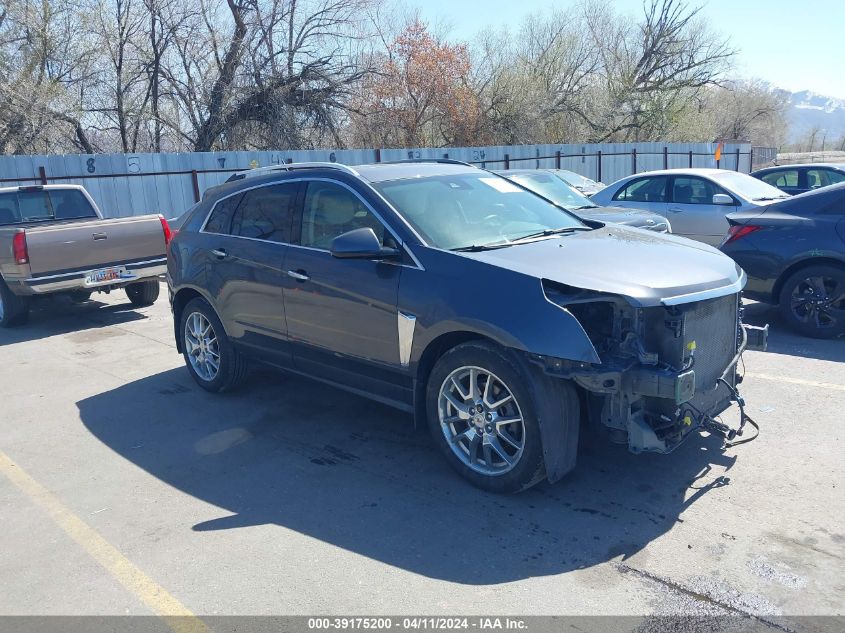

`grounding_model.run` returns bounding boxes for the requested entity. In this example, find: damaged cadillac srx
[167,160,766,493]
